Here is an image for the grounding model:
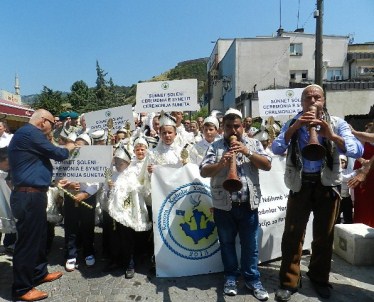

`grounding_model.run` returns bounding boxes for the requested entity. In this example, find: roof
[0,98,34,121]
